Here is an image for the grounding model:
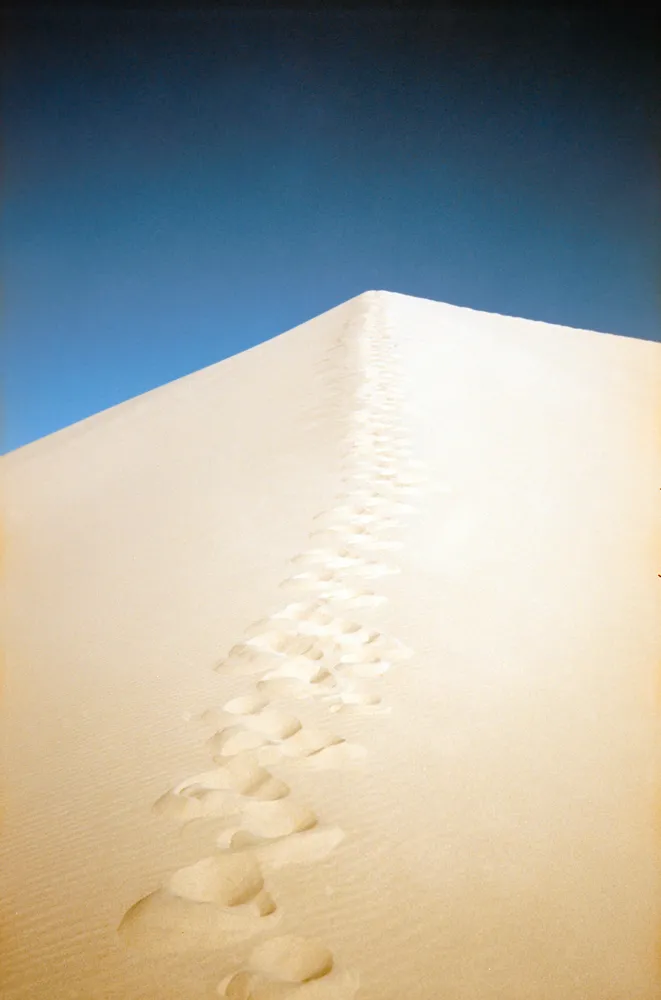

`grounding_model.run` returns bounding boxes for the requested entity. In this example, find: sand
[1,289,660,998]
